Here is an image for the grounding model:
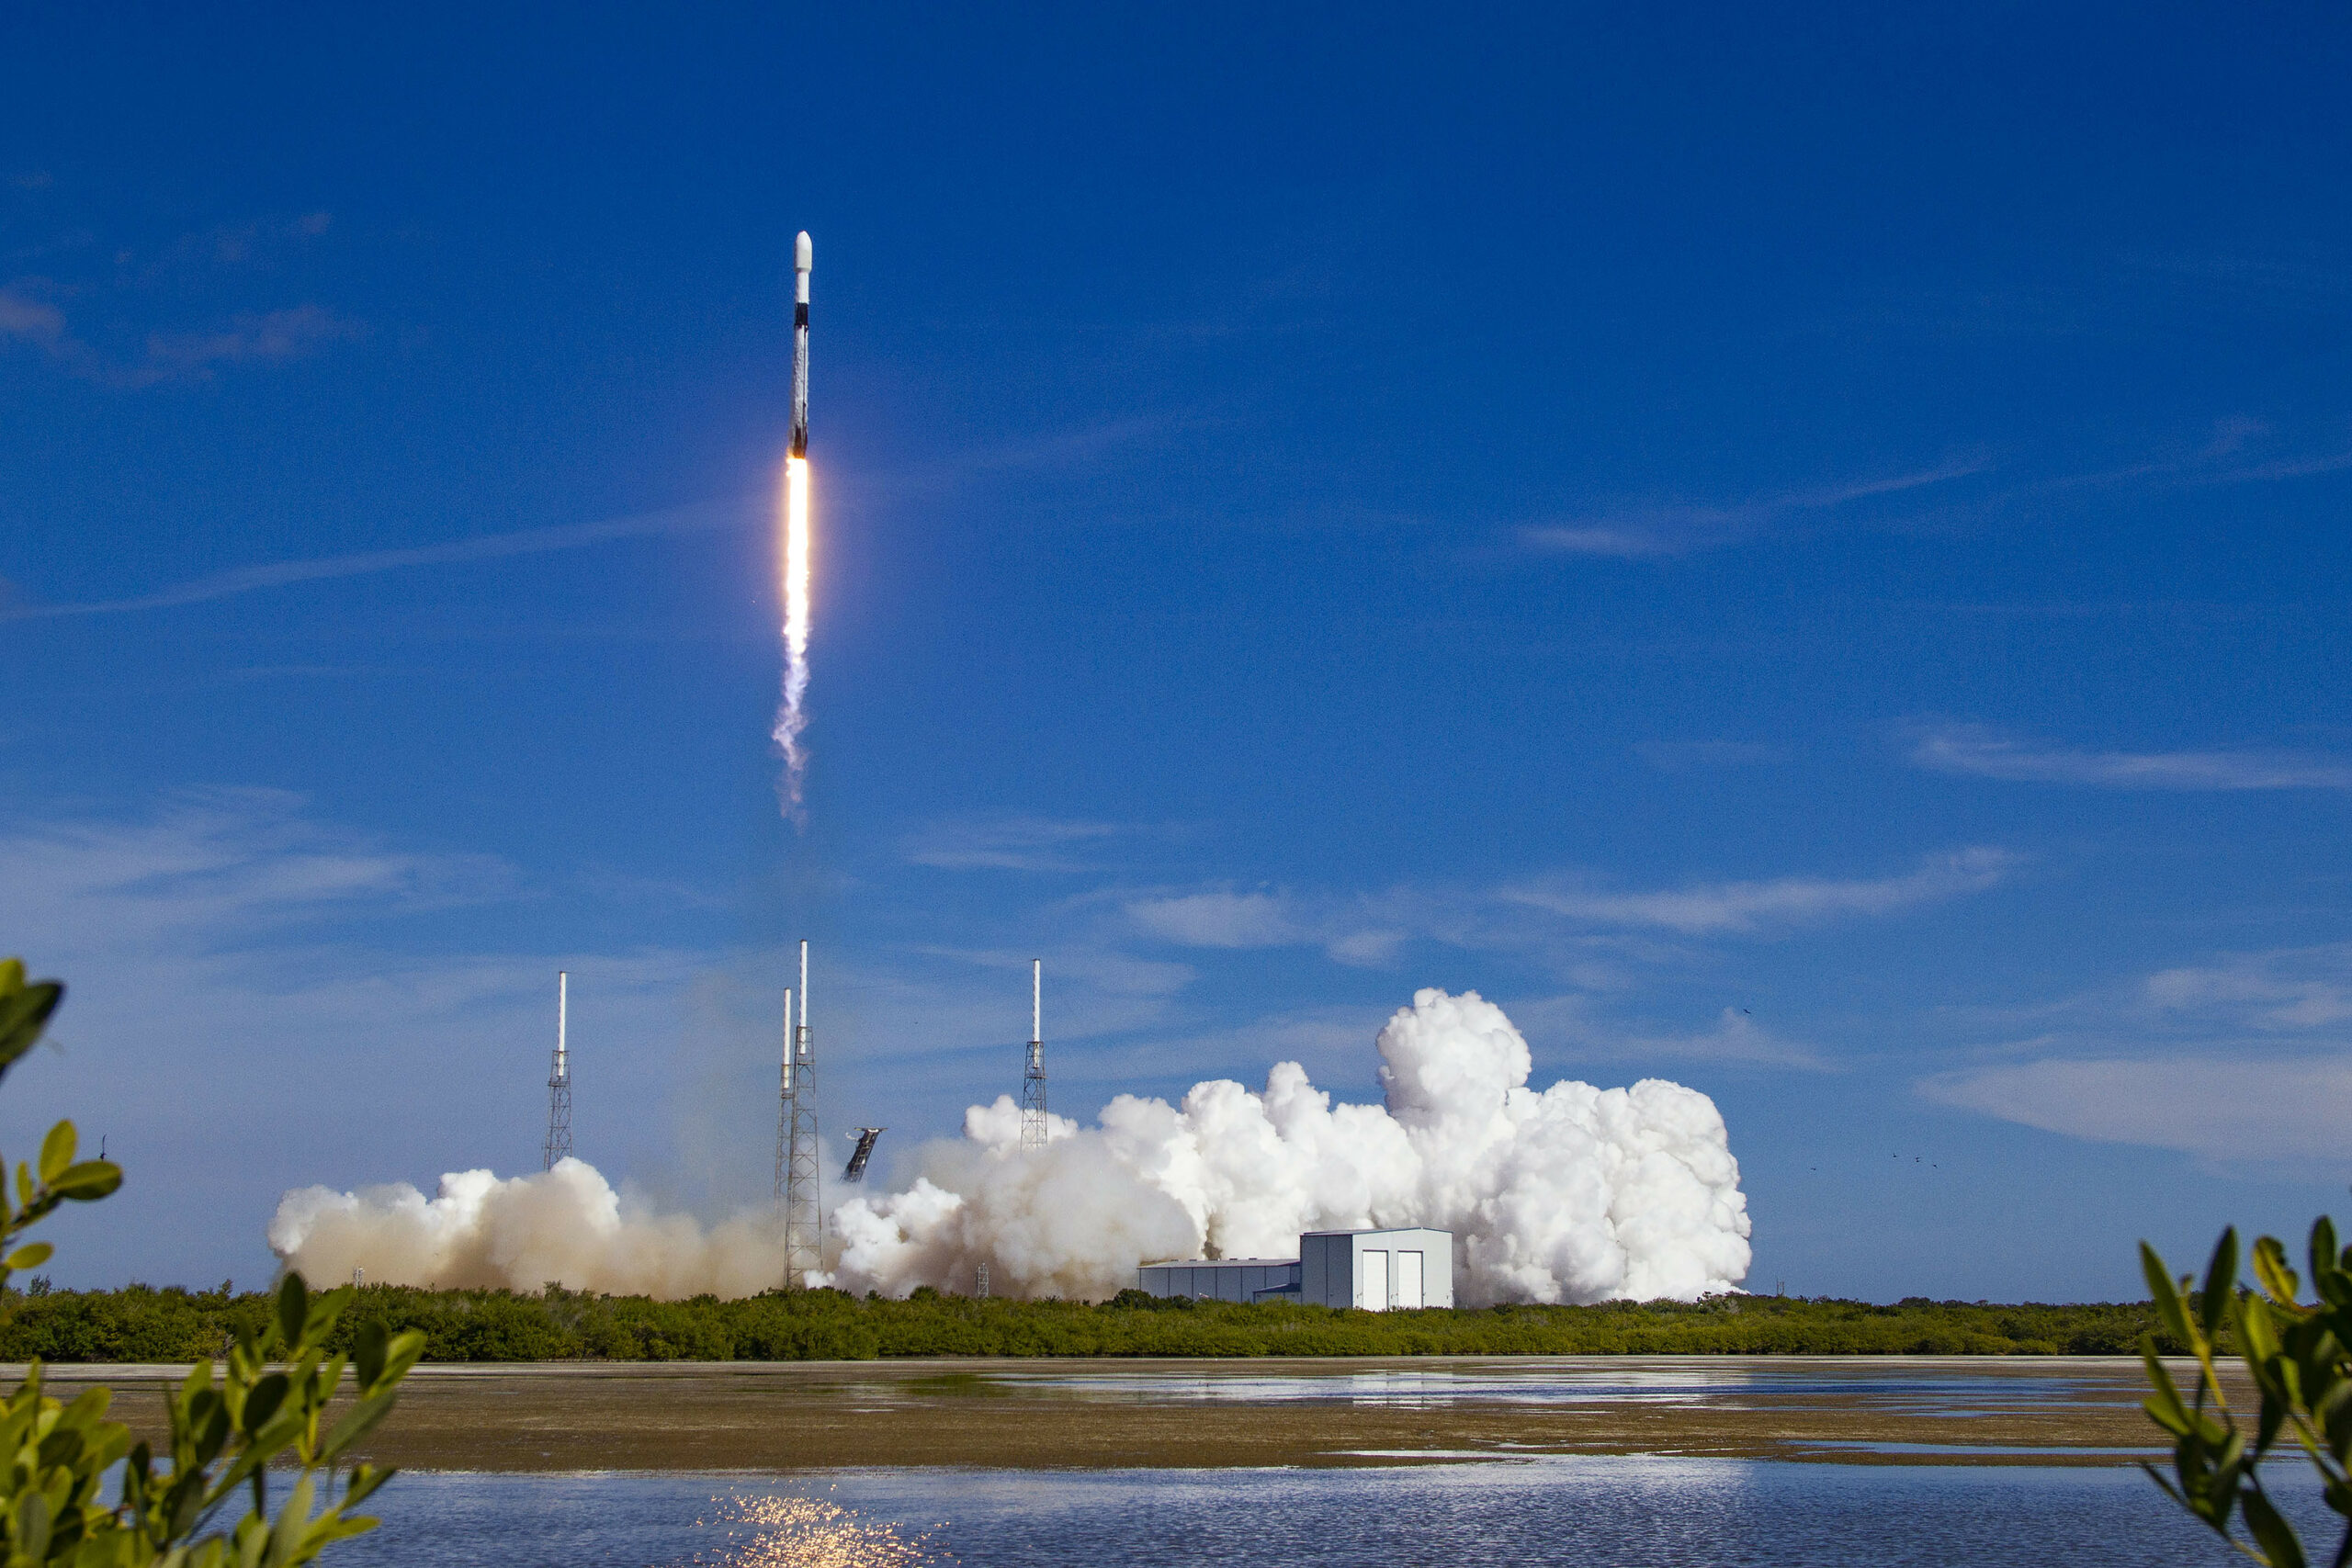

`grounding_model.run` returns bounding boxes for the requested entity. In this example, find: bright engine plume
[772,230,814,818]
[772,455,810,816]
